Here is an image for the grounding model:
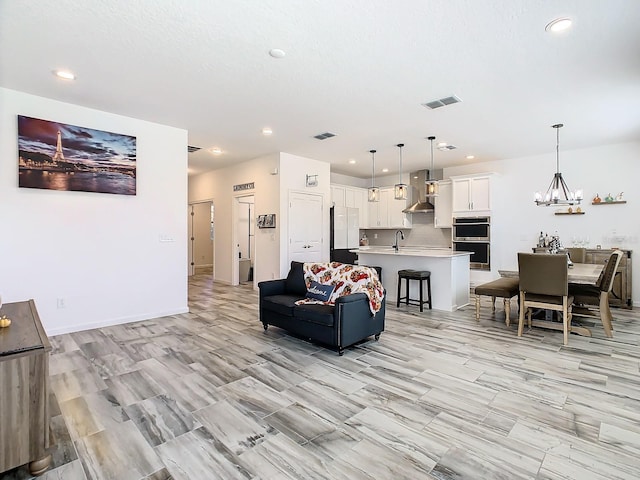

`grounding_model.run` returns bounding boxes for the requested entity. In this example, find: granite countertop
[351,246,471,258]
